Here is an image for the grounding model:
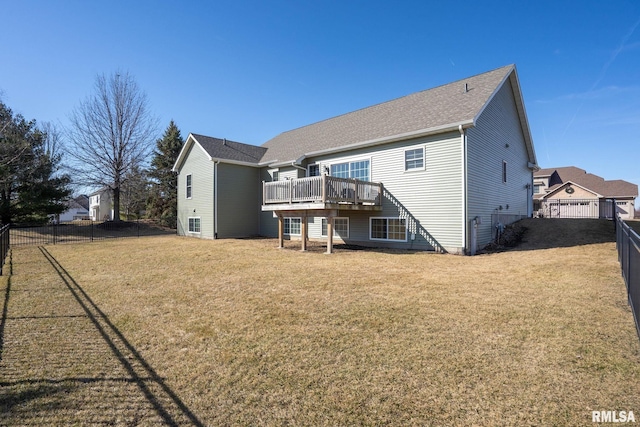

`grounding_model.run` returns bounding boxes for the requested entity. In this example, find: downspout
[291,161,308,177]
[459,124,468,254]
[214,160,220,239]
